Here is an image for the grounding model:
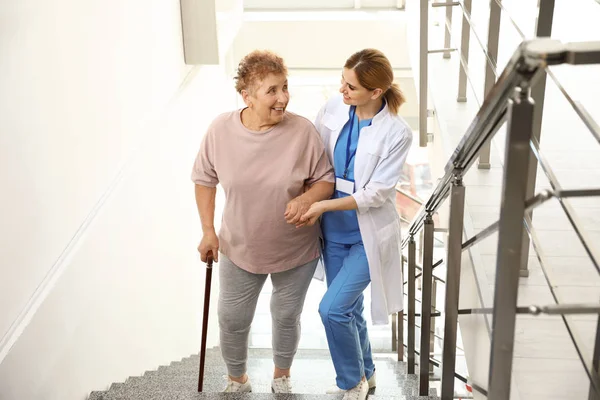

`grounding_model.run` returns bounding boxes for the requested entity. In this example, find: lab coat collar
[336,98,391,125]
